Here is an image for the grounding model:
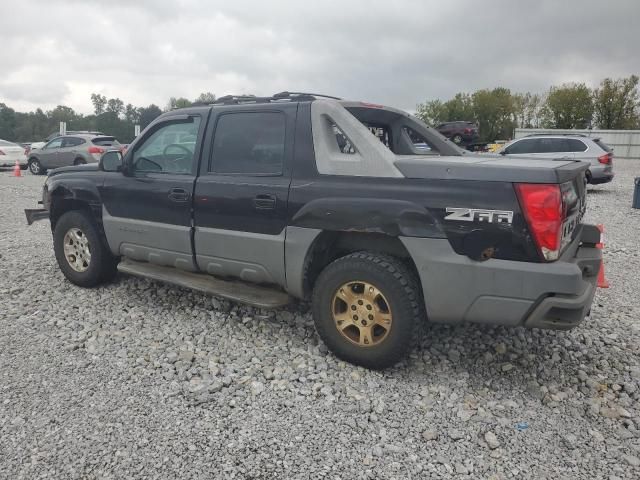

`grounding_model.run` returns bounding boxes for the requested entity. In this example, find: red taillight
[598,153,612,165]
[88,146,105,154]
[463,128,472,134]
[515,183,564,261]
